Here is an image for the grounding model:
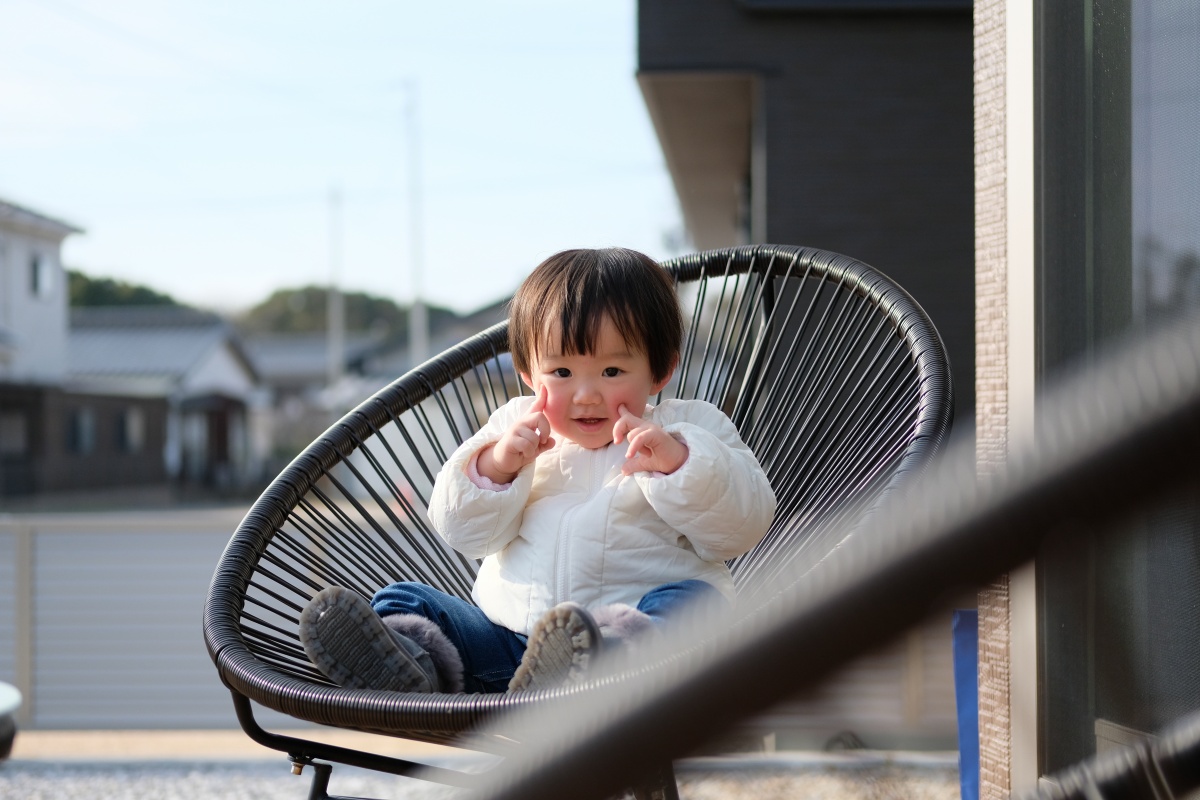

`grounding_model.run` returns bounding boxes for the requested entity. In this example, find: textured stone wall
[973,0,1012,798]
